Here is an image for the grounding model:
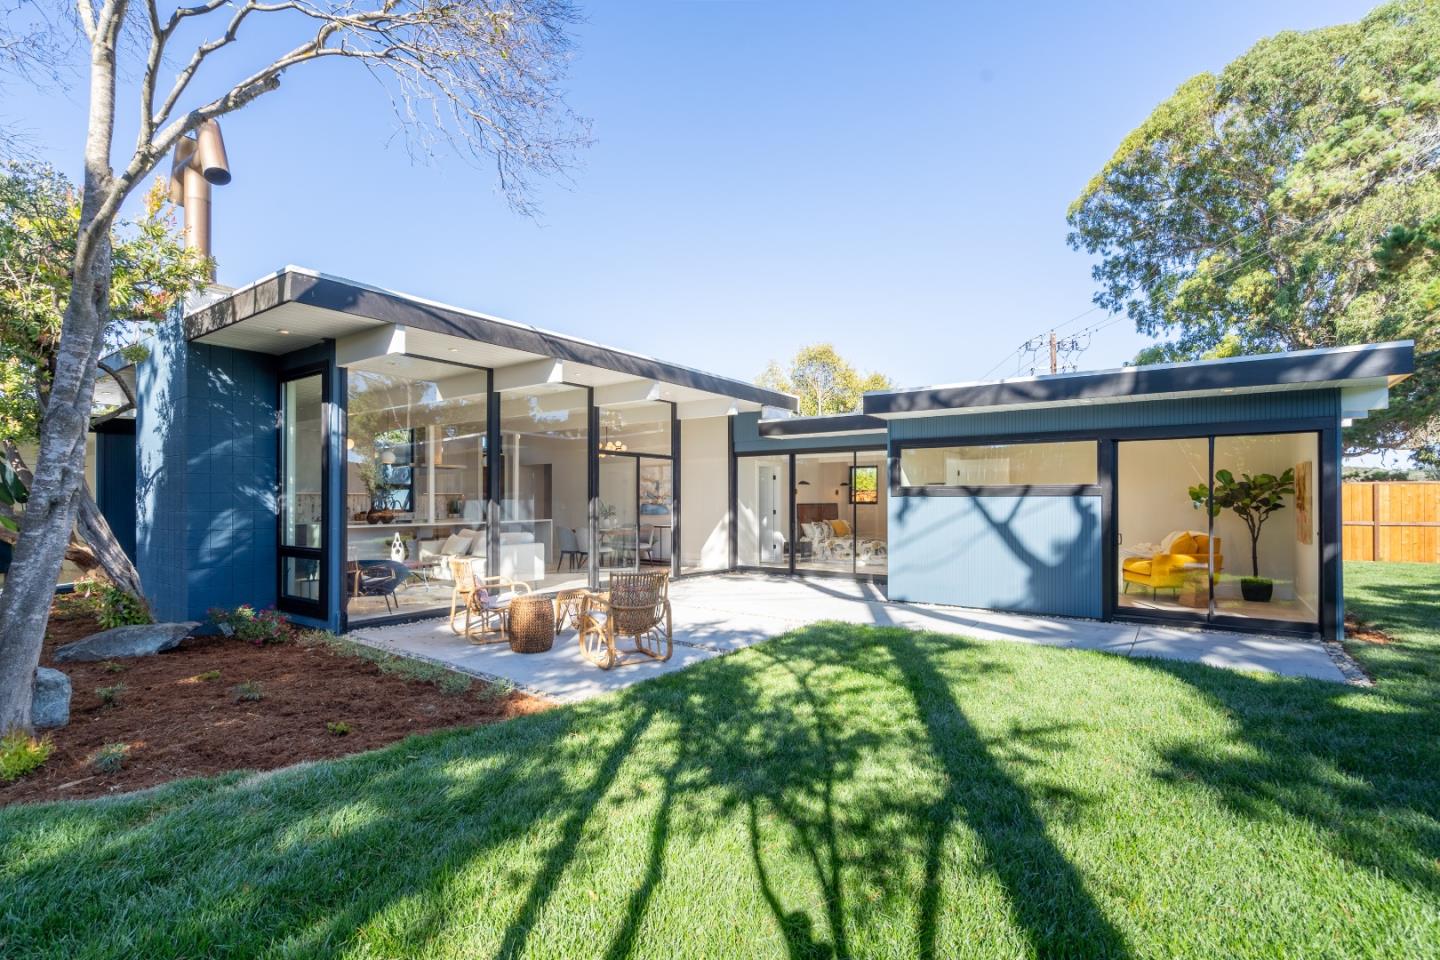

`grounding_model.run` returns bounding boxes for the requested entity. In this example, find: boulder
[33,667,71,729]
[52,621,199,663]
